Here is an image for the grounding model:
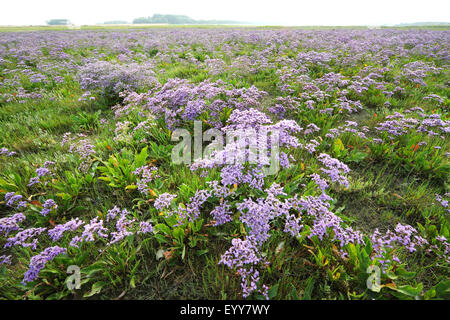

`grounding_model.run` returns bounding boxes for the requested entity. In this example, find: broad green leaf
[83,281,106,298]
